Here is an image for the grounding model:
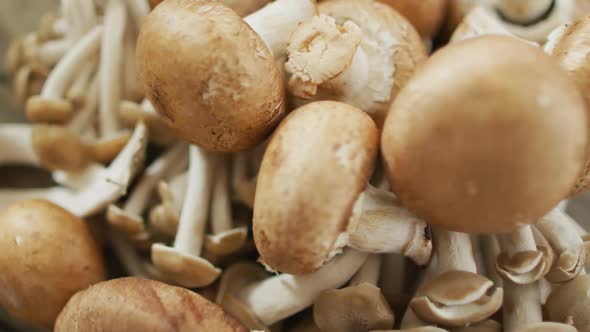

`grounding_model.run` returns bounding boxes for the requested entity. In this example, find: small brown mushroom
[546,274,590,330]
[381,35,588,234]
[0,199,105,327]
[54,277,249,331]
[254,101,431,275]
